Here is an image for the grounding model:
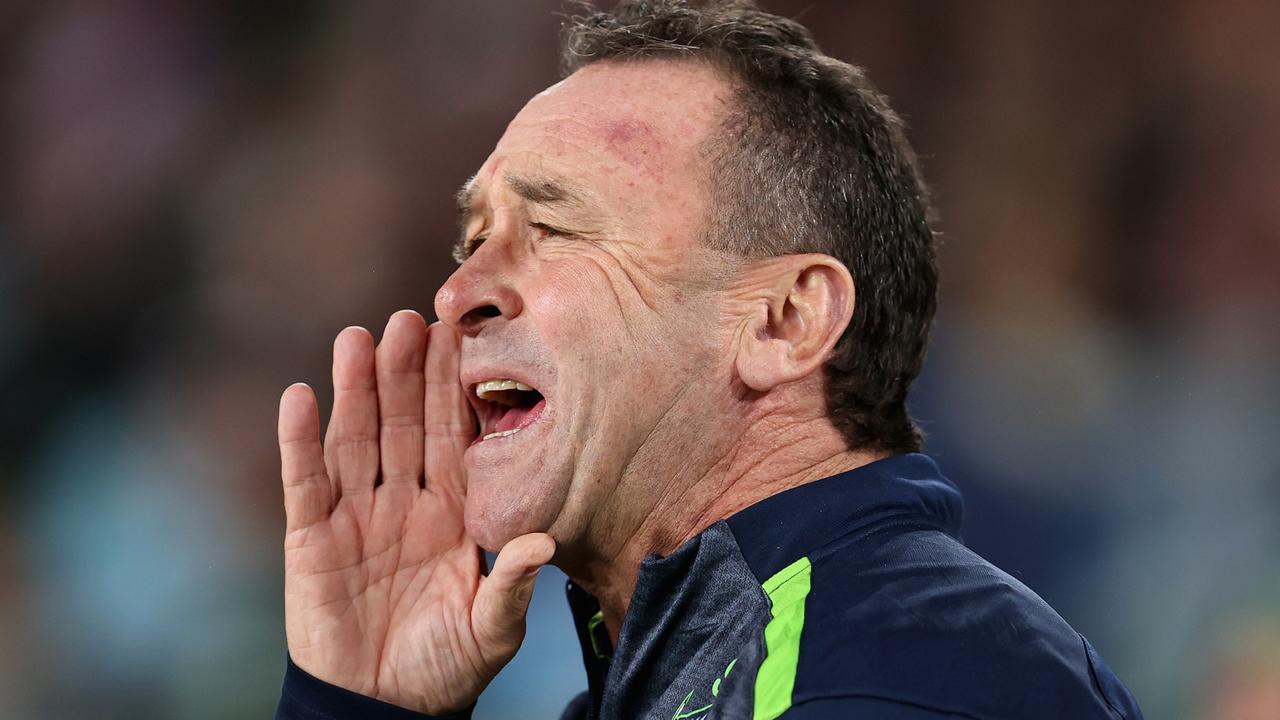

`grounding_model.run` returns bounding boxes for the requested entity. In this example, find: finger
[471,533,556,656]
[279,383,332,532]
[424,322,475,497]
[376,310,428,487]
[325,327,380,498]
